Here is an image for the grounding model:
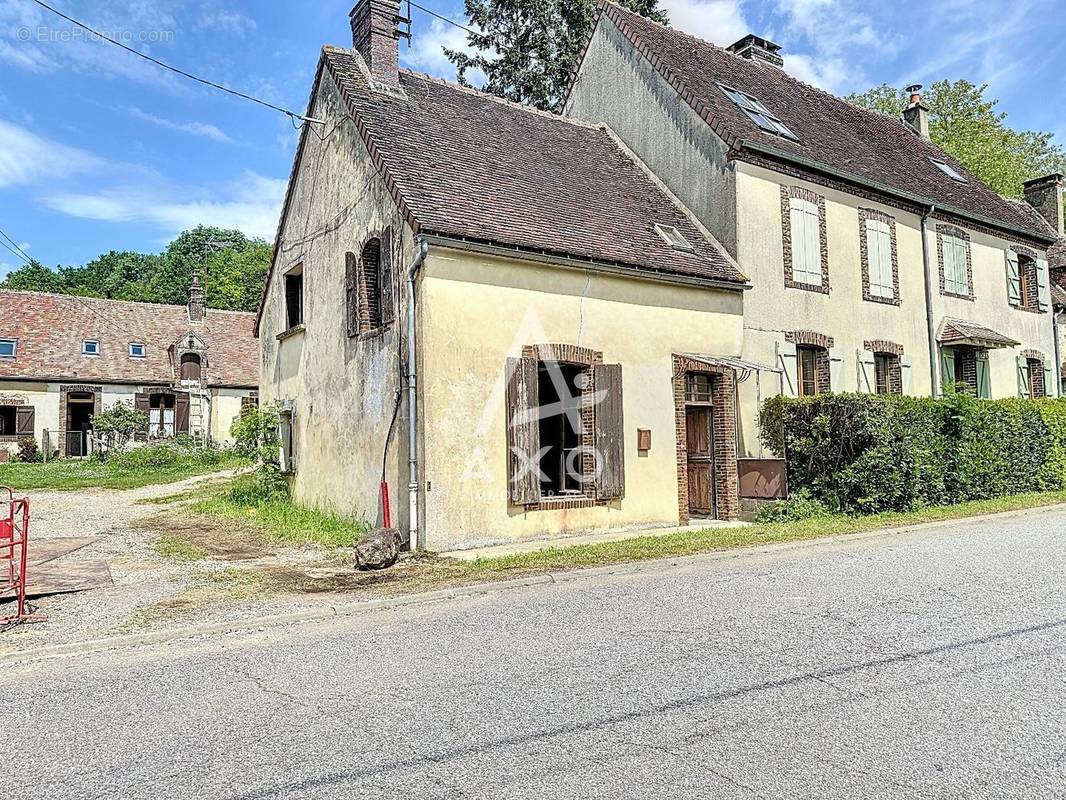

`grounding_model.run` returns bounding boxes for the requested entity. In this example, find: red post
[380,481,392,529]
